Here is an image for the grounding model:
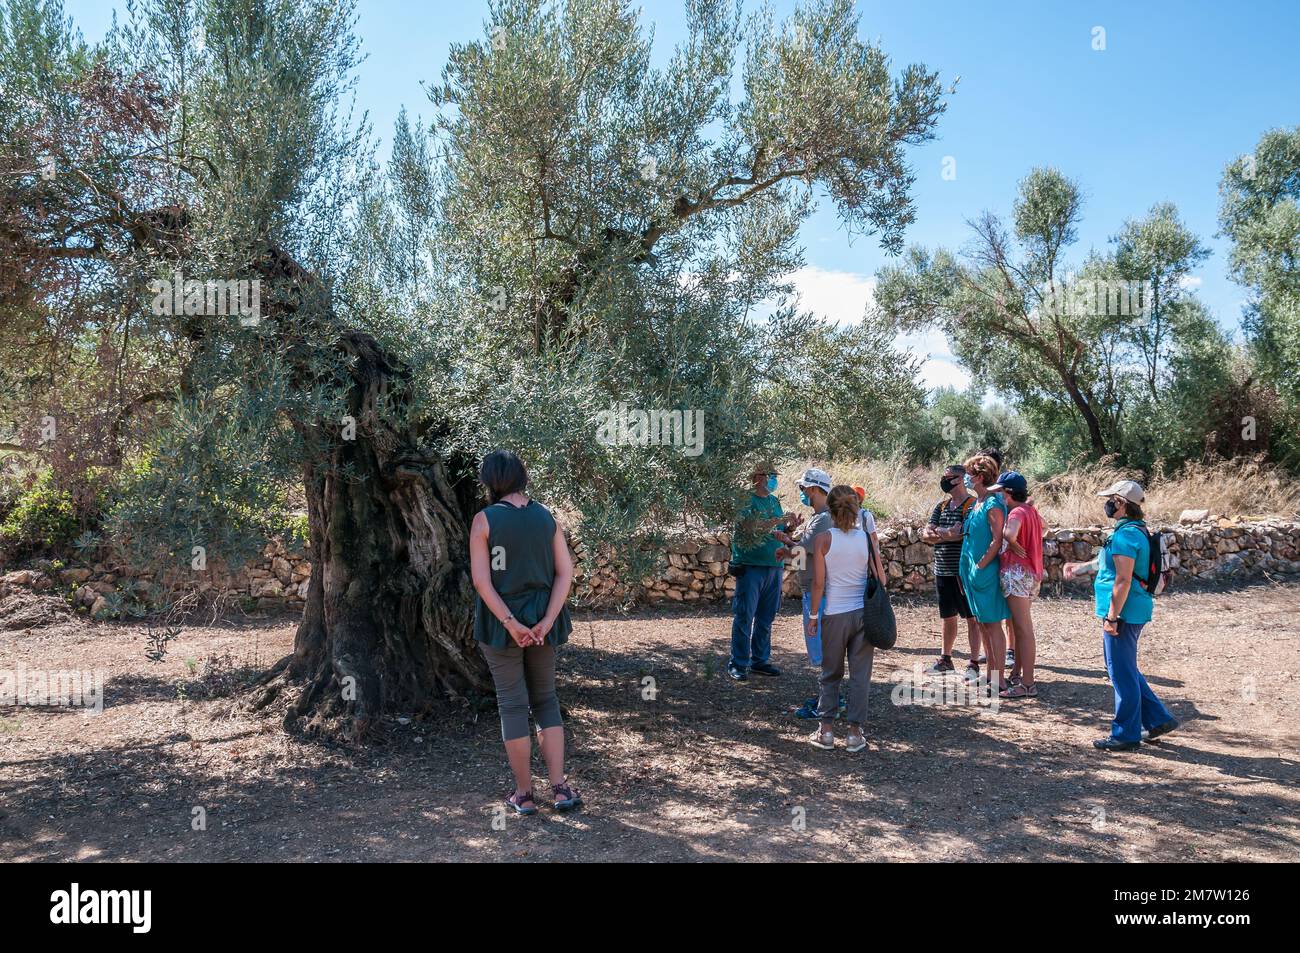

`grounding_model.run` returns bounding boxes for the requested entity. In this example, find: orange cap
[852,485,866,502]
